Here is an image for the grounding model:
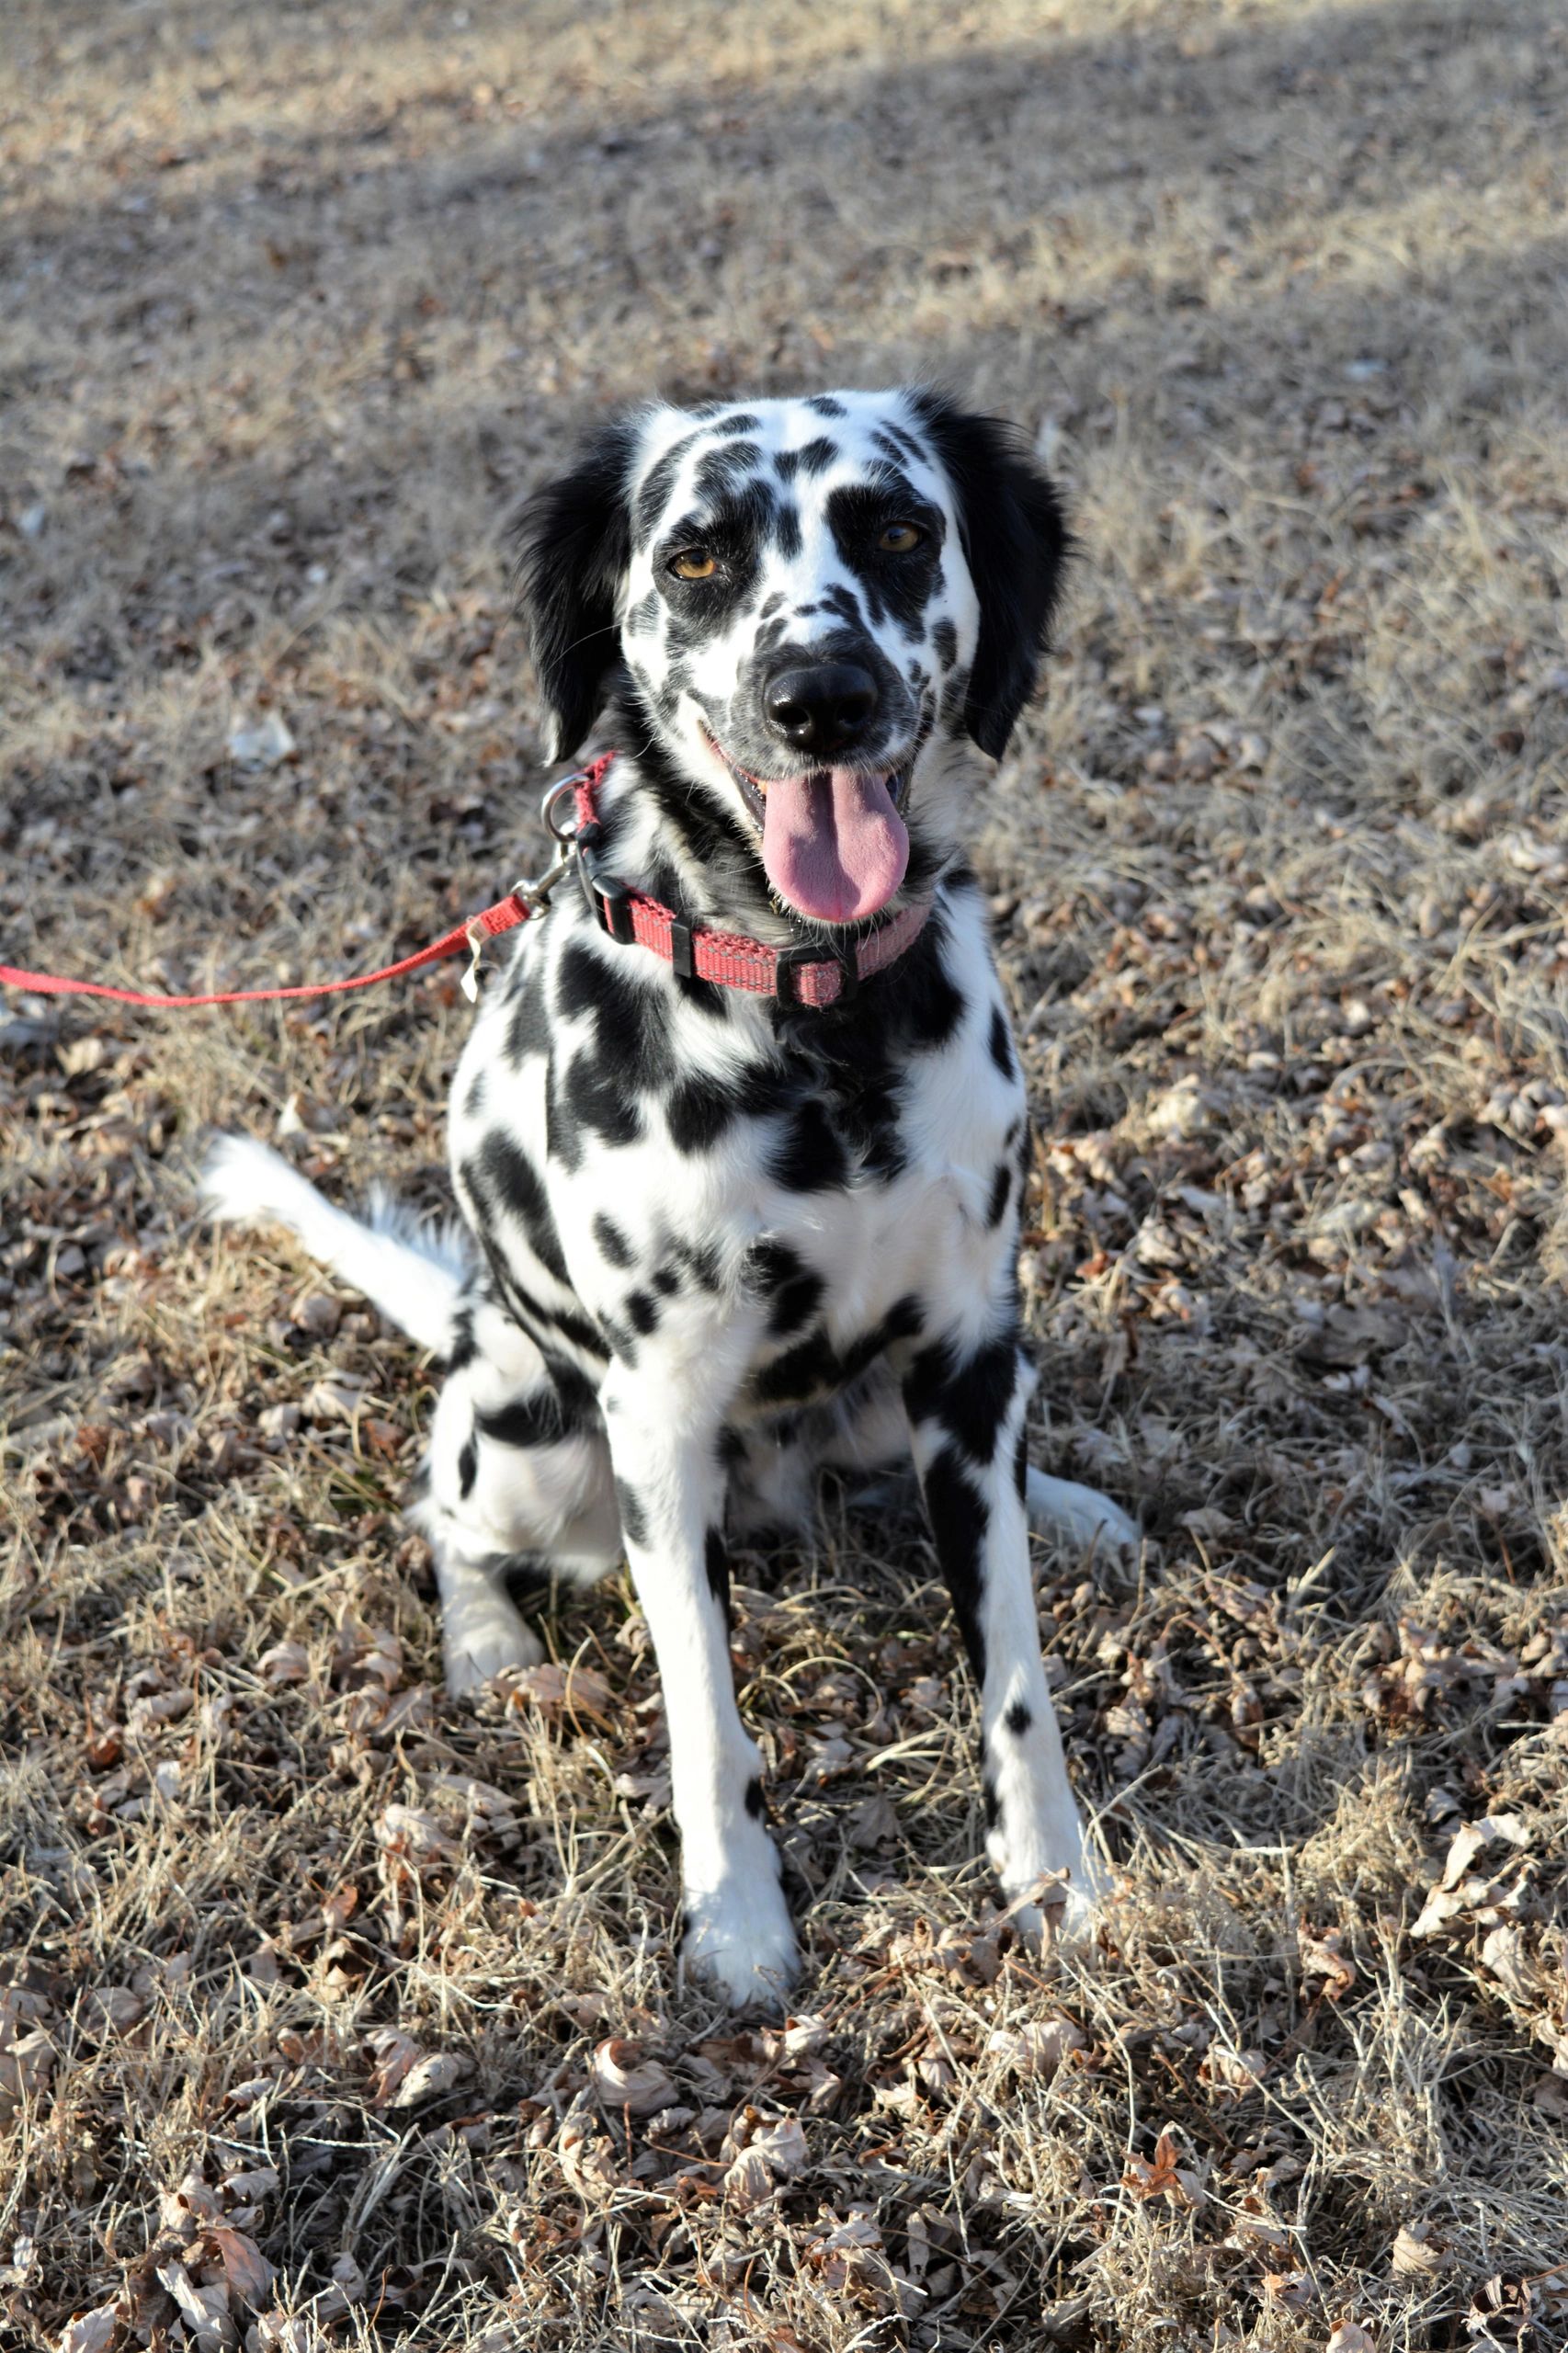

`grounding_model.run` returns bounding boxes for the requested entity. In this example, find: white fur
[202,1133,469,1357]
